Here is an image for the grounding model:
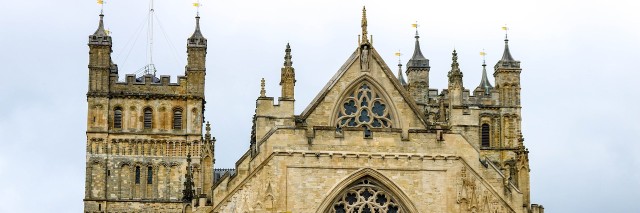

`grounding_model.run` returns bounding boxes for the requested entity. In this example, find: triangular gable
[300,46,428,130]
